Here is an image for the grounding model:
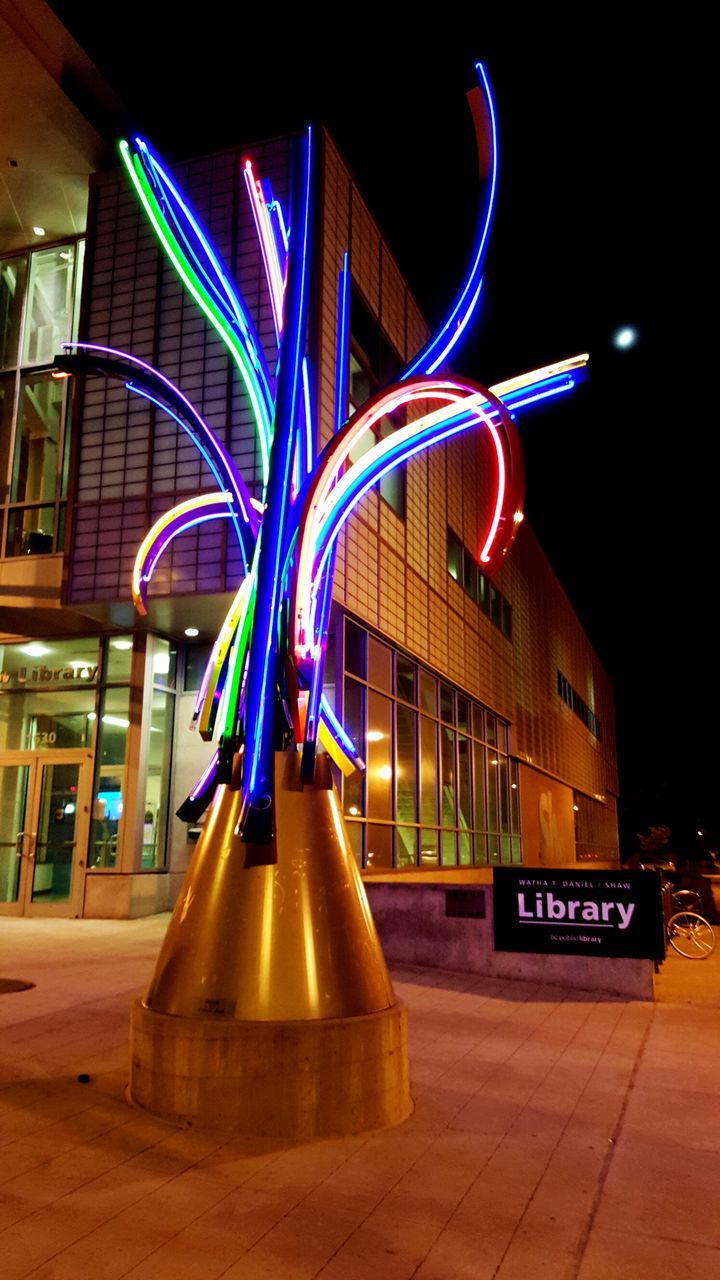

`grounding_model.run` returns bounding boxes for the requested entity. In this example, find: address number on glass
[34,731,57,747]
